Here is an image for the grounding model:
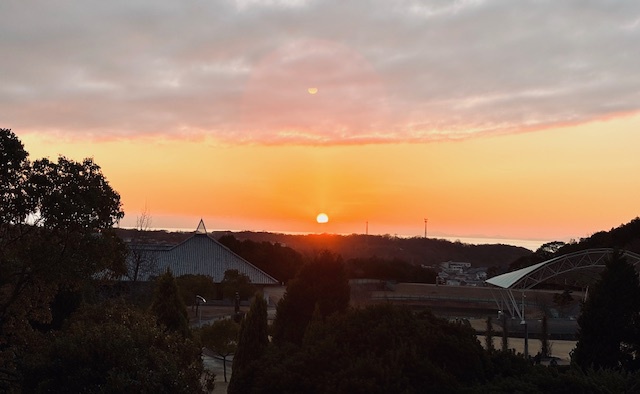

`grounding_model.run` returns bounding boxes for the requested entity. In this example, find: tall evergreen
[228,293,269,394]
[573,251,640,370]
[501,312,509,351]
[540,314,550,358]
[272,250,350,345]
[150,269,190,337]
[485,316,495,353]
